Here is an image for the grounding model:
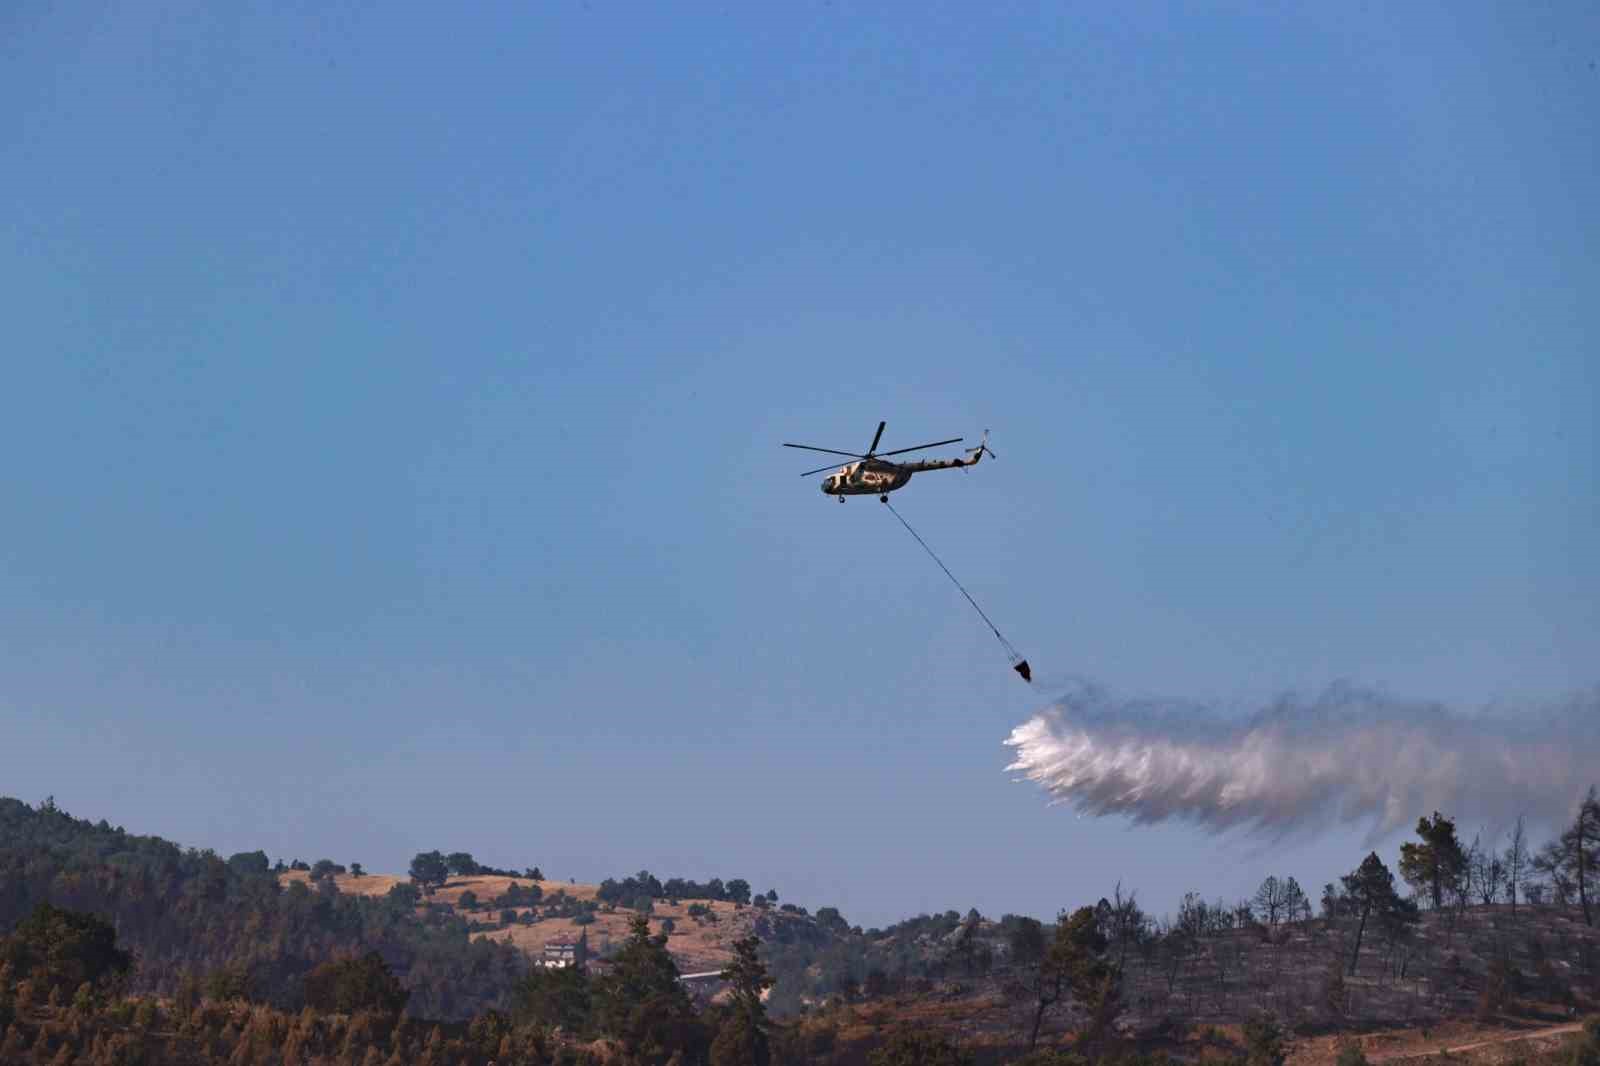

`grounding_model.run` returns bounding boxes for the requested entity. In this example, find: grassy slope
[279,870,754,973]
